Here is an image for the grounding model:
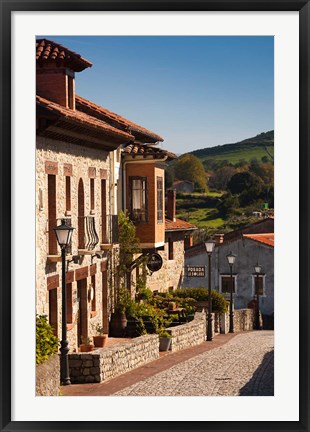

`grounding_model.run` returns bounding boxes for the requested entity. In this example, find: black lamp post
[205,240,215,341]
[53,219,74,385]
[254,263,262,330]
[226,251,236,333]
